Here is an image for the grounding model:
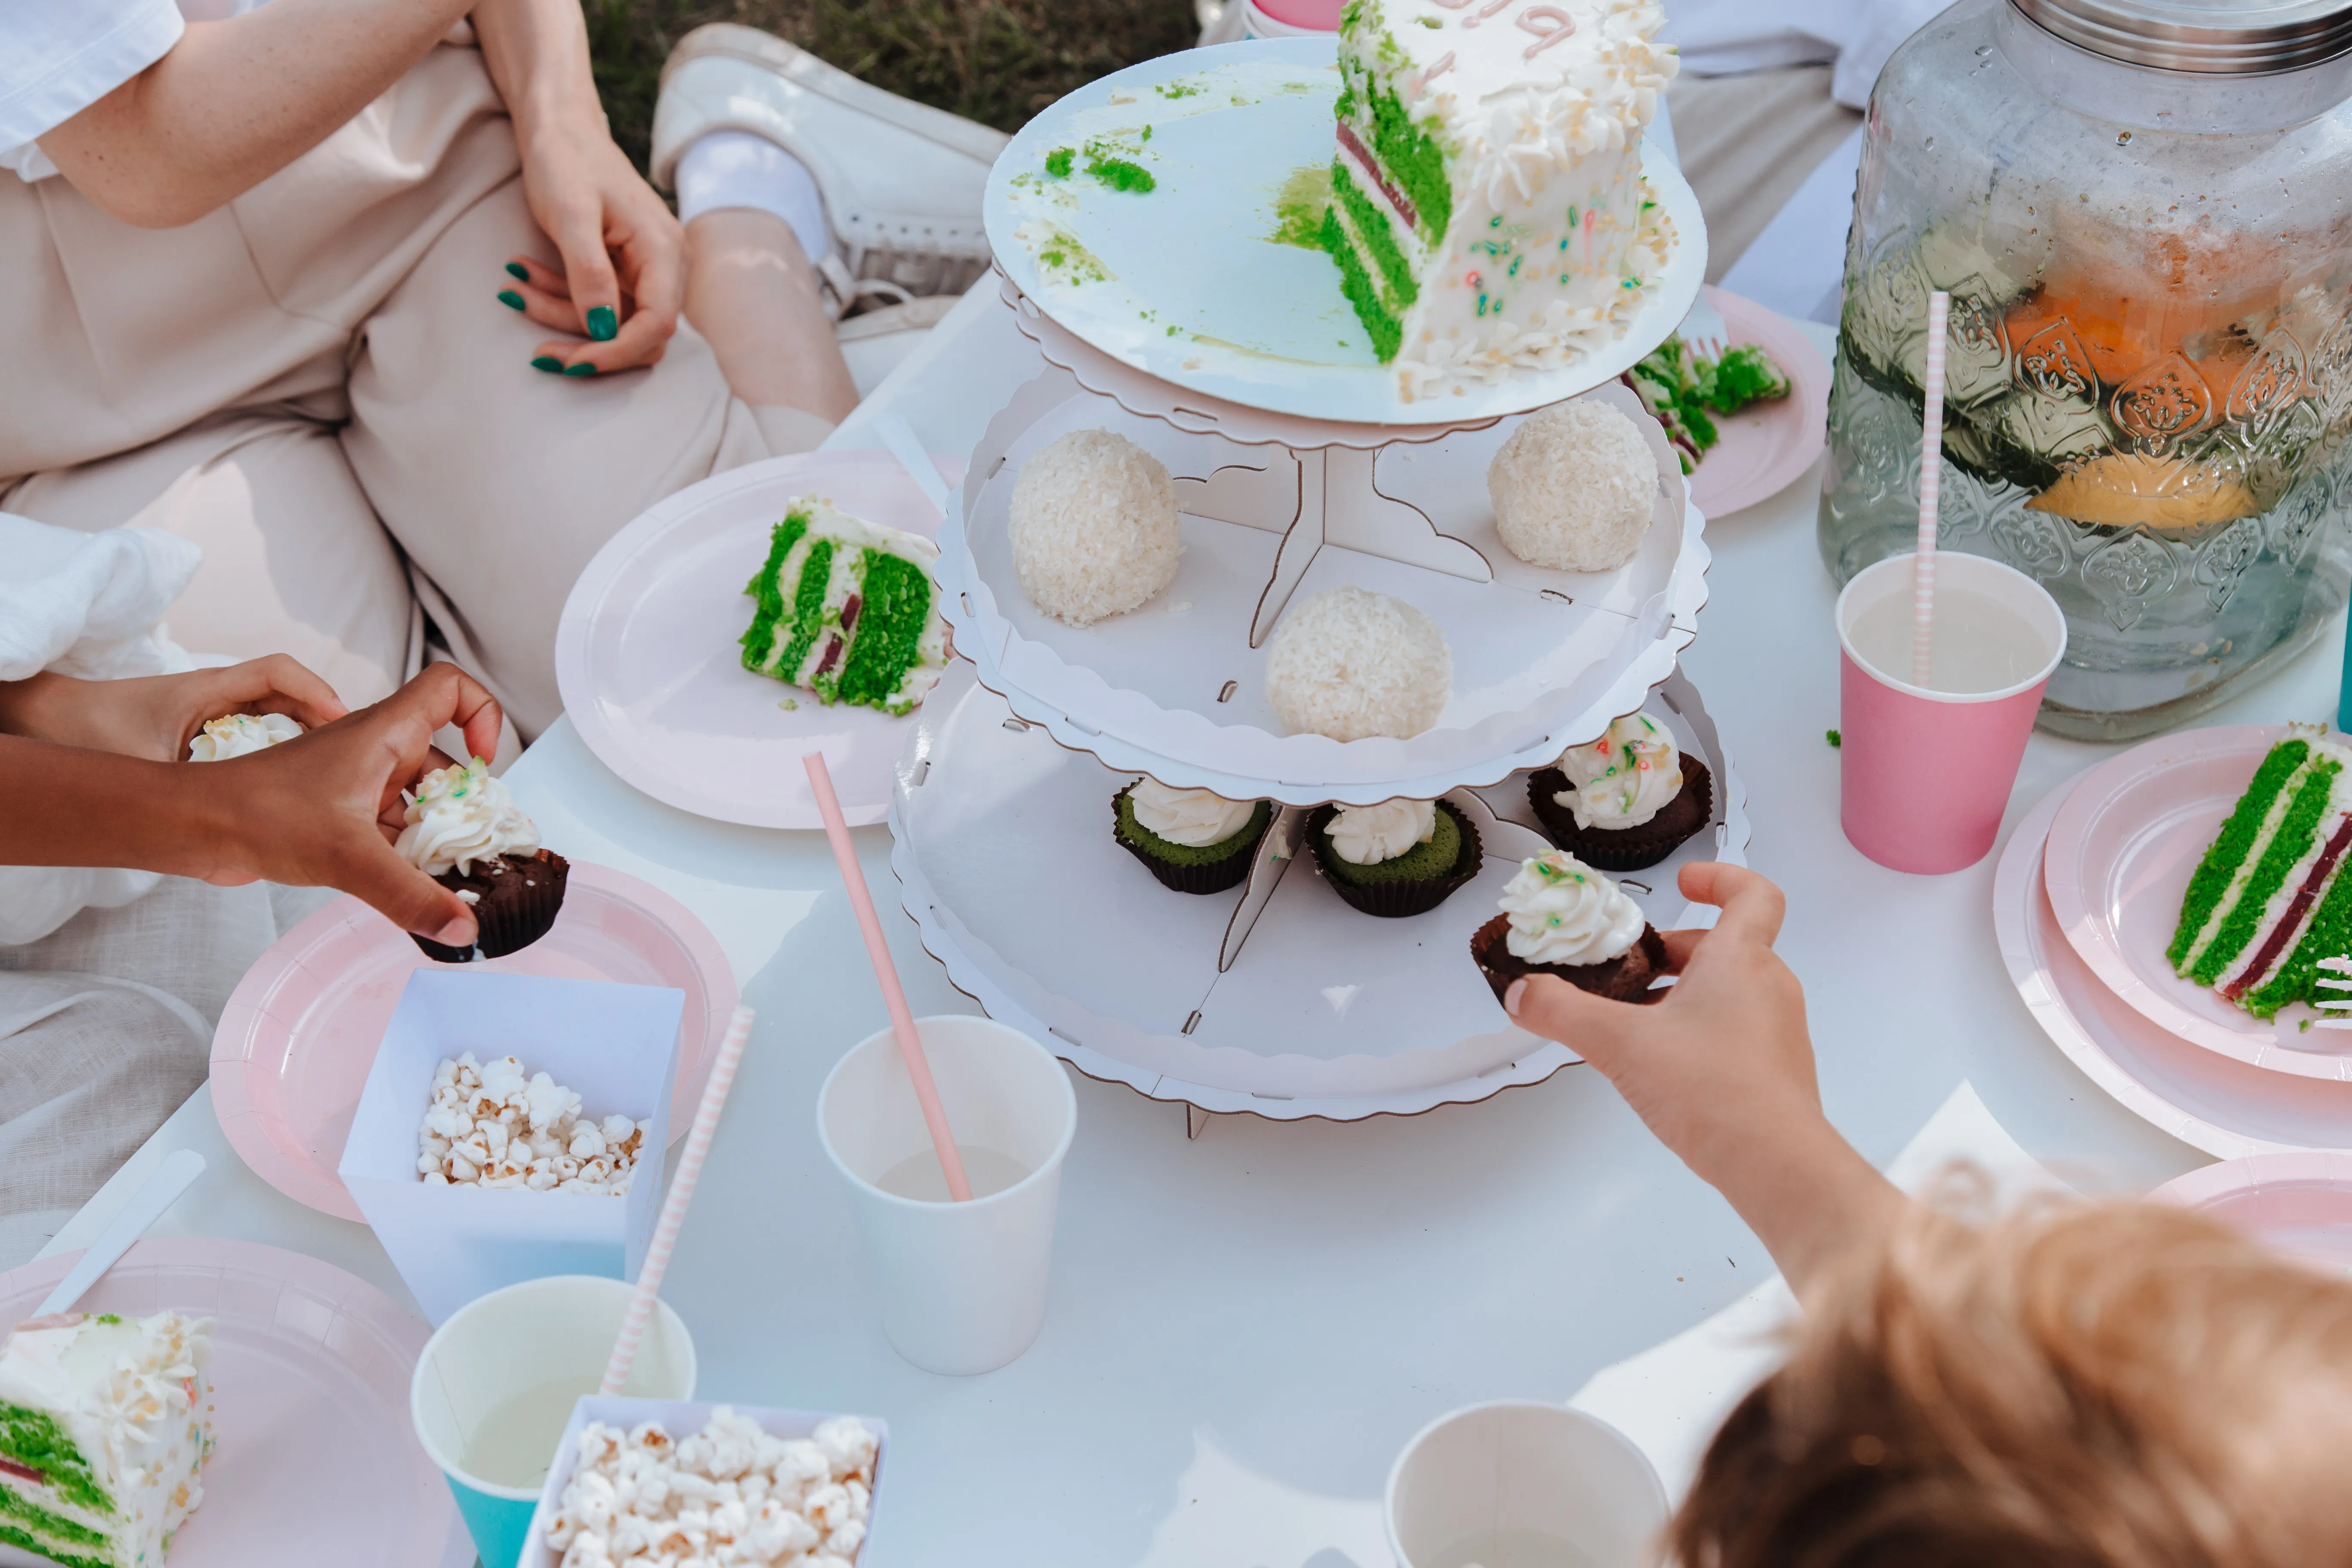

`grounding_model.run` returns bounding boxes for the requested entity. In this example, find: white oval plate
[555,451,962,829]
[983,37,1705,426]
